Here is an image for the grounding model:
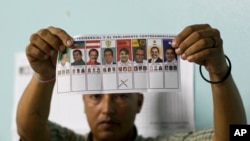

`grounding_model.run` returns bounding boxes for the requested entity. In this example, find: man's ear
[137,93,144,113]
